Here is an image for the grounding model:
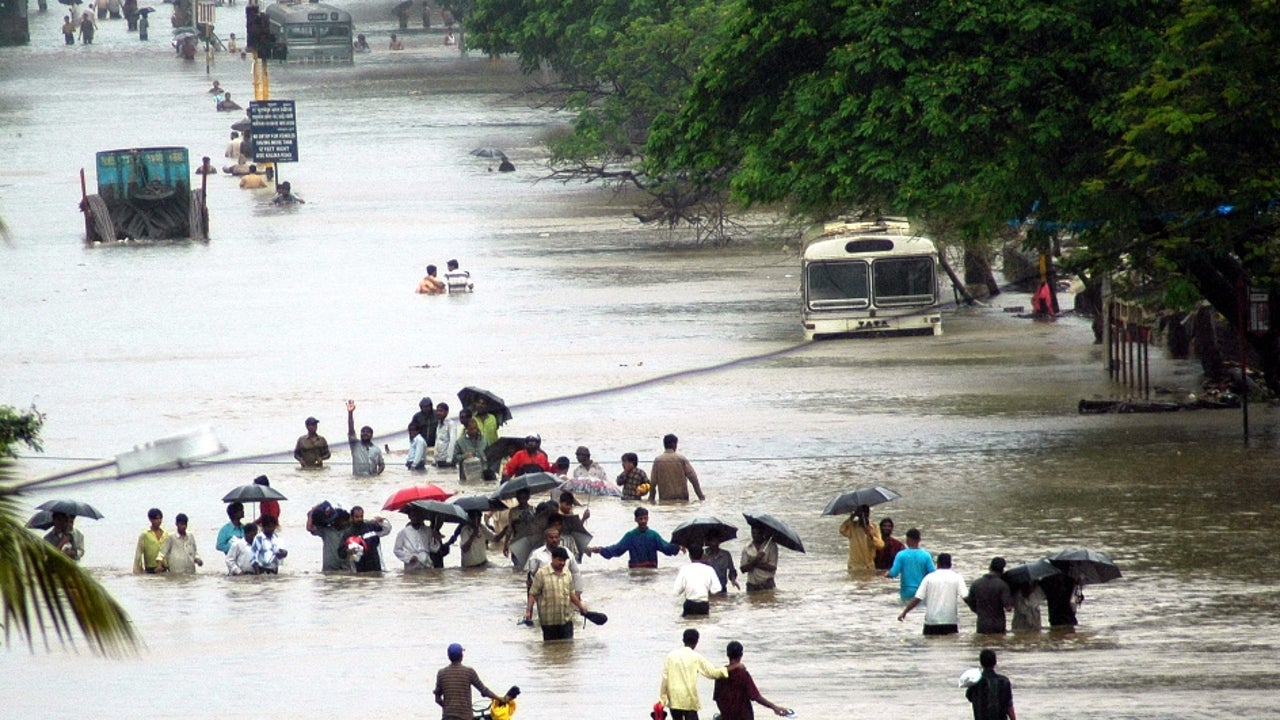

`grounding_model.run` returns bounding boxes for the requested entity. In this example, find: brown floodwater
[3,10,1280,720]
